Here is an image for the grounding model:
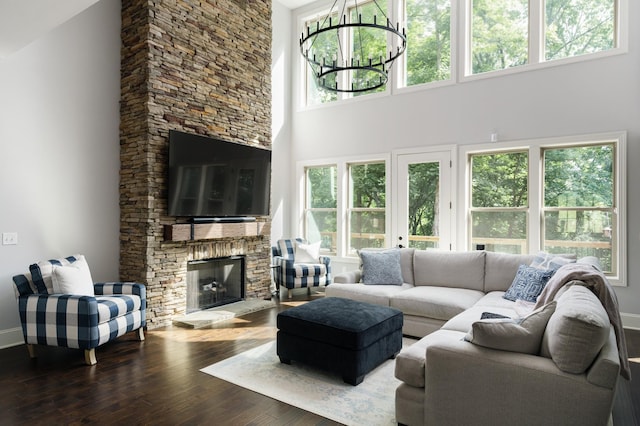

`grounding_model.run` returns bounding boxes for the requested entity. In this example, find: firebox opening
[186,255,245,313]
